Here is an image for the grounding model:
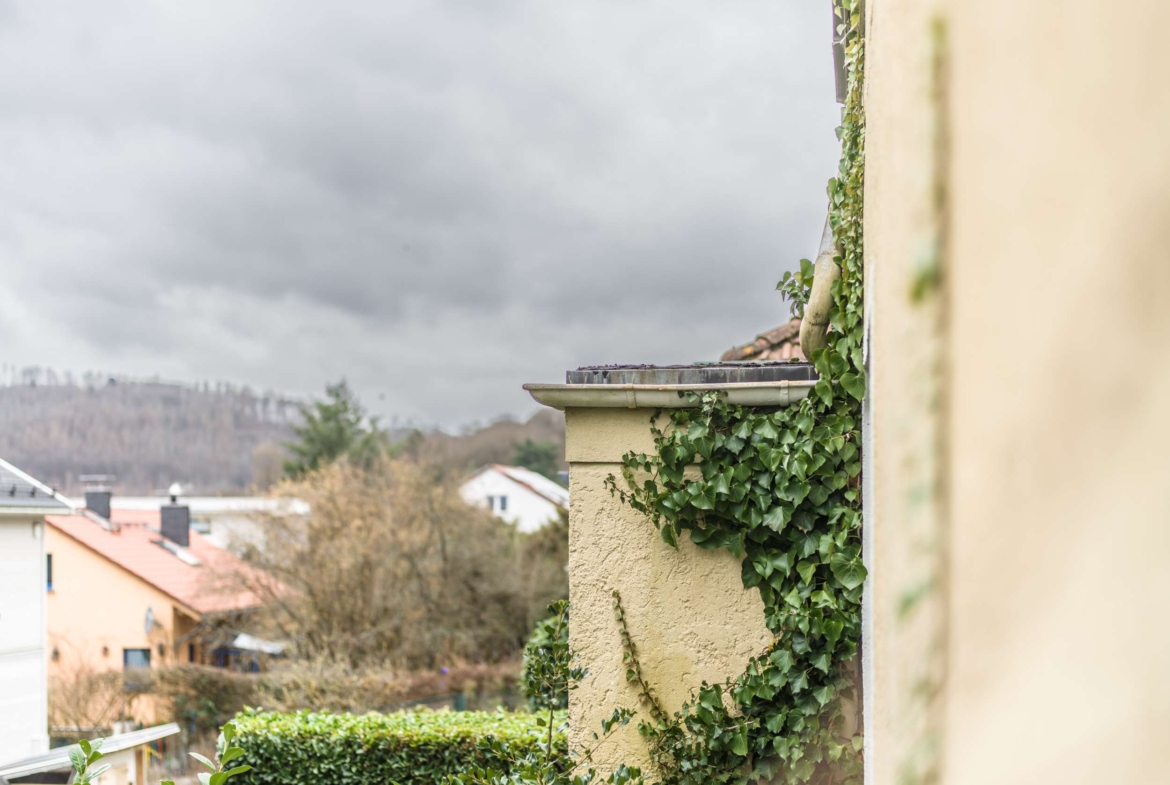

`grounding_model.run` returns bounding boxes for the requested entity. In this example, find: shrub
[149,661,522,736]
[233,709,566,785]
[152,665,257,736]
